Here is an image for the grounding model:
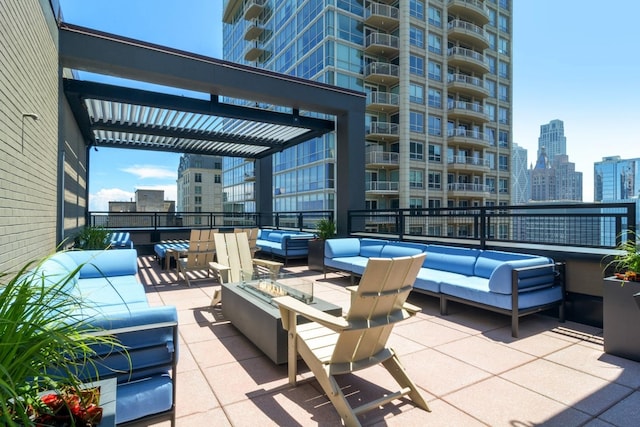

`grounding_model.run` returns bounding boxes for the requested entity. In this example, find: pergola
[58,23,366,233]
